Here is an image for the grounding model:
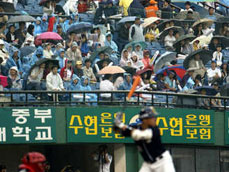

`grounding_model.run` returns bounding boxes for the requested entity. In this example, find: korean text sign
[0,108,56,144]
[67,107,214,143]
